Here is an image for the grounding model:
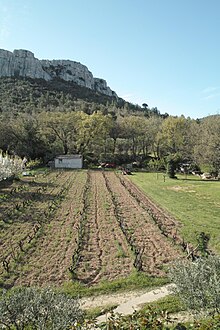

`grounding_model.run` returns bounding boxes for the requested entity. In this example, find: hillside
[0,50,195,168]
[0,48,167,118]
[0,76,127,114]
[0,48,133,114]
[0,49,162,116]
